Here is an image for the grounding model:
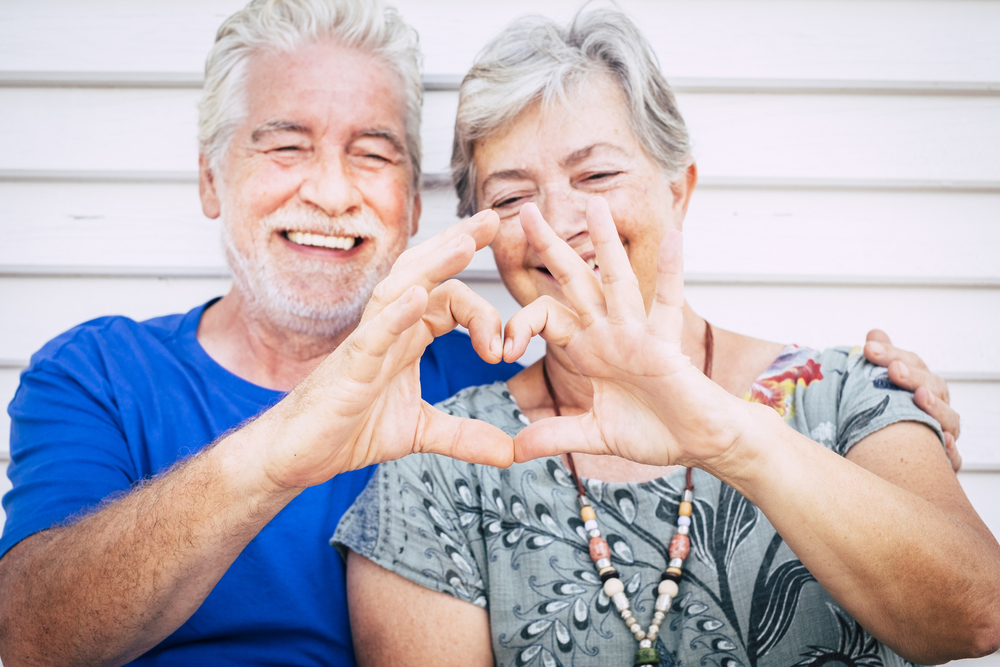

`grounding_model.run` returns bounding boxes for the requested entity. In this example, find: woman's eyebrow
[481,168,531,193]
[561,143,628,167]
